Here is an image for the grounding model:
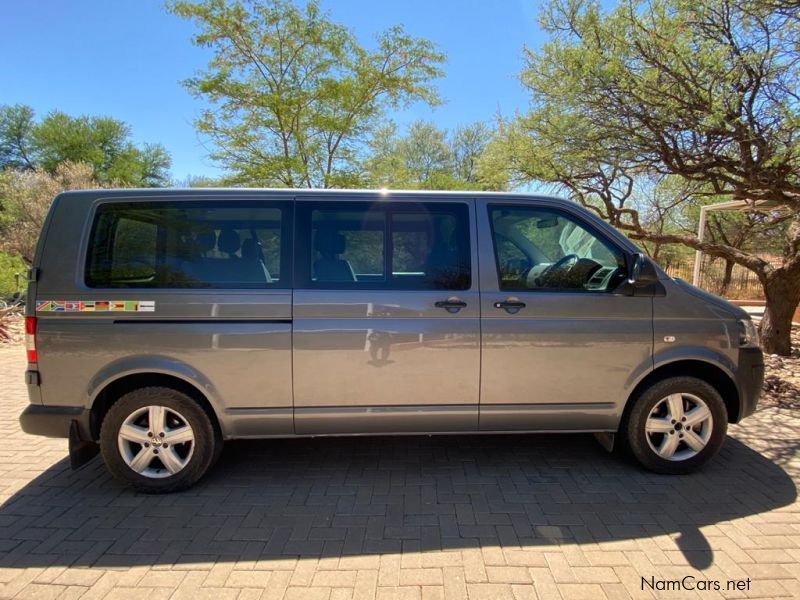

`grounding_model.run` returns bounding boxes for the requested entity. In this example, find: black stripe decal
[113,319,292,324]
